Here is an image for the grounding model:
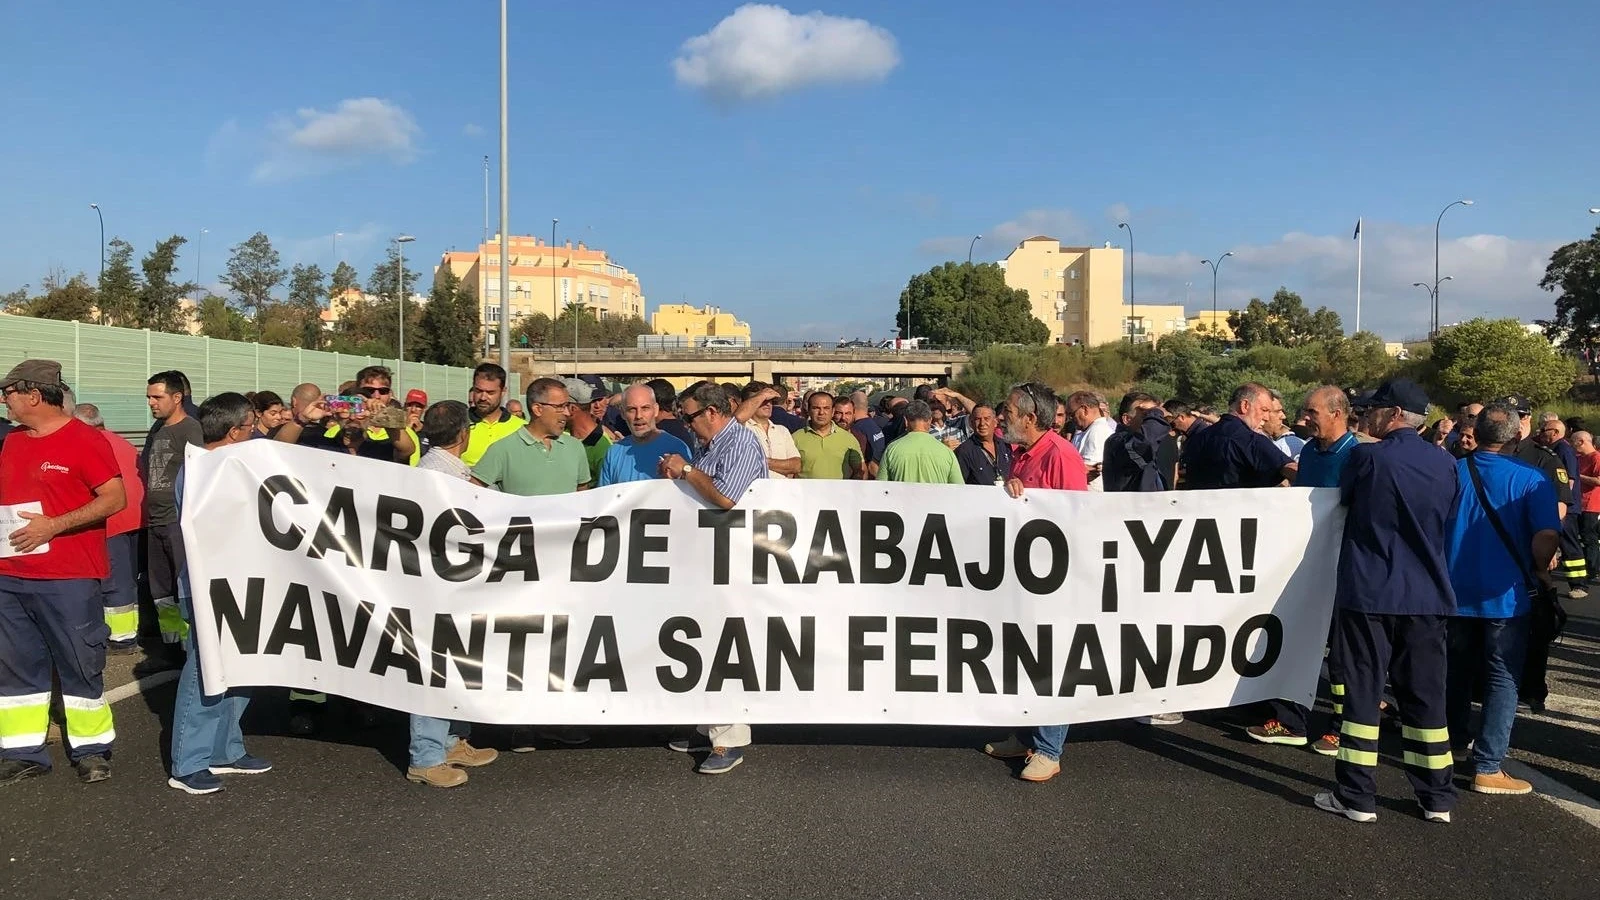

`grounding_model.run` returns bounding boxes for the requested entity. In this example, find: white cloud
[463,123,485,137]
[1105,202,1132,225]
[253,98,420,181]
[673,4,901,103]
